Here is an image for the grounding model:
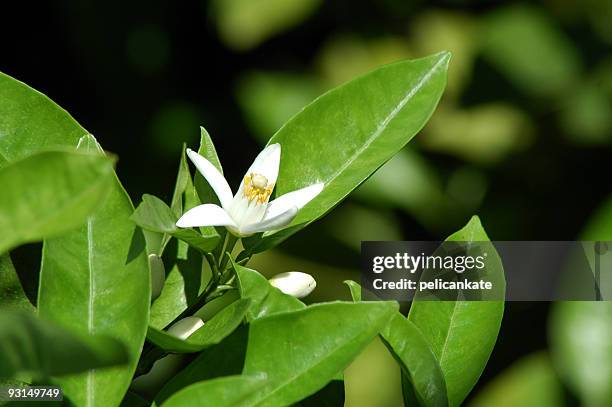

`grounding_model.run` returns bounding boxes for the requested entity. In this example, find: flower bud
[148,254,165,301]
[167,316,204,340]
[269,271,316,298]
